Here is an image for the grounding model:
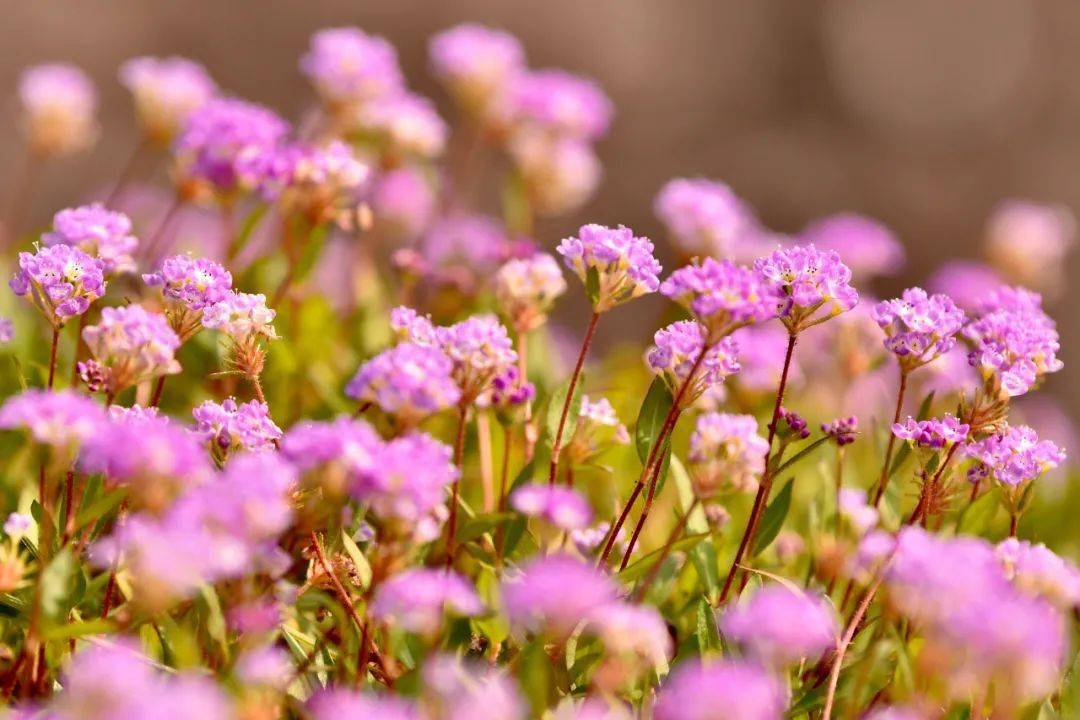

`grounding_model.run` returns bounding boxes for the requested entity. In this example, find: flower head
[838,488,879,535]
[119,56,216,144]
[351,92,447,159]
[18,63,97,157]
[42,204,139,275]
[558,224,661,312]
[985,200,1075,297]
[754,244,858,333]
[822,415,858,446]
[997,538,1080,608]
[646,321,740,407]
[346,343,461,423]
[927,260,1005,311]
[202,291,277,342]
[173,97,289,199]
[502,555,618,638]
[480,365,536,416]
[430,24,525,117]
[660,258,778,342]
[965,425,1065,487]
[511,69,613,140]
[721,585,839,668]
[10,244,106,325]
[511,484,593,530]
[79,305,181,394]
[508,130,602,216]
[192,397,281,458]
[872,288,966,372]
[370,166,436,238]
[423,654,527,720]
[654,178,762,260]
[654,659,786,720]
[433,314,518,401]
[891,414,969,450]
[0,389,103,450]
[300,27,404,107]
[688,412,767,496]
[567,395,630,463]
[371,569,482,636]
[308,691,421,720]
[798,213,904,280]
[494,253,567,332]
